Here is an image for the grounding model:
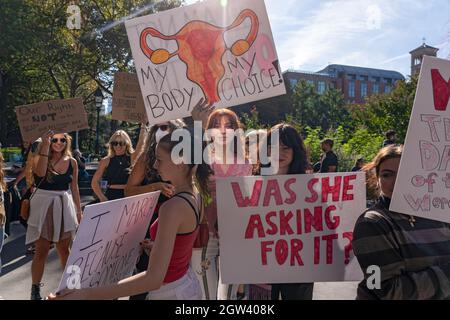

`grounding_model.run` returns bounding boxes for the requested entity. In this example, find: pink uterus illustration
[140,9,259,104]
